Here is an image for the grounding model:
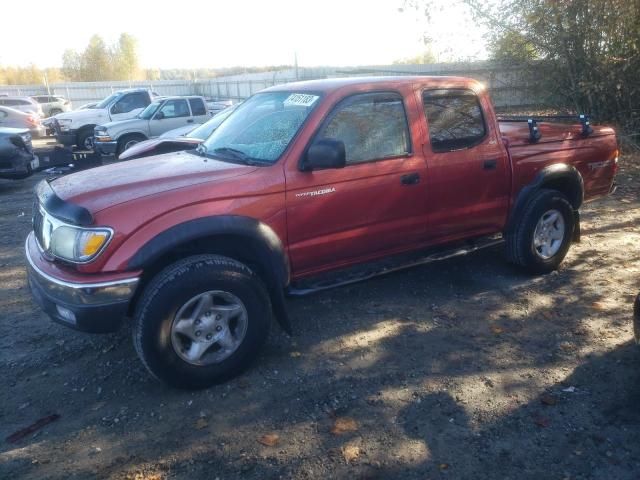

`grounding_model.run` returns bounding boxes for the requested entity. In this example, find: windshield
[96,92,123,109]
[187,105,238,140]
[139,101,162,120]
[201,91,320,164]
